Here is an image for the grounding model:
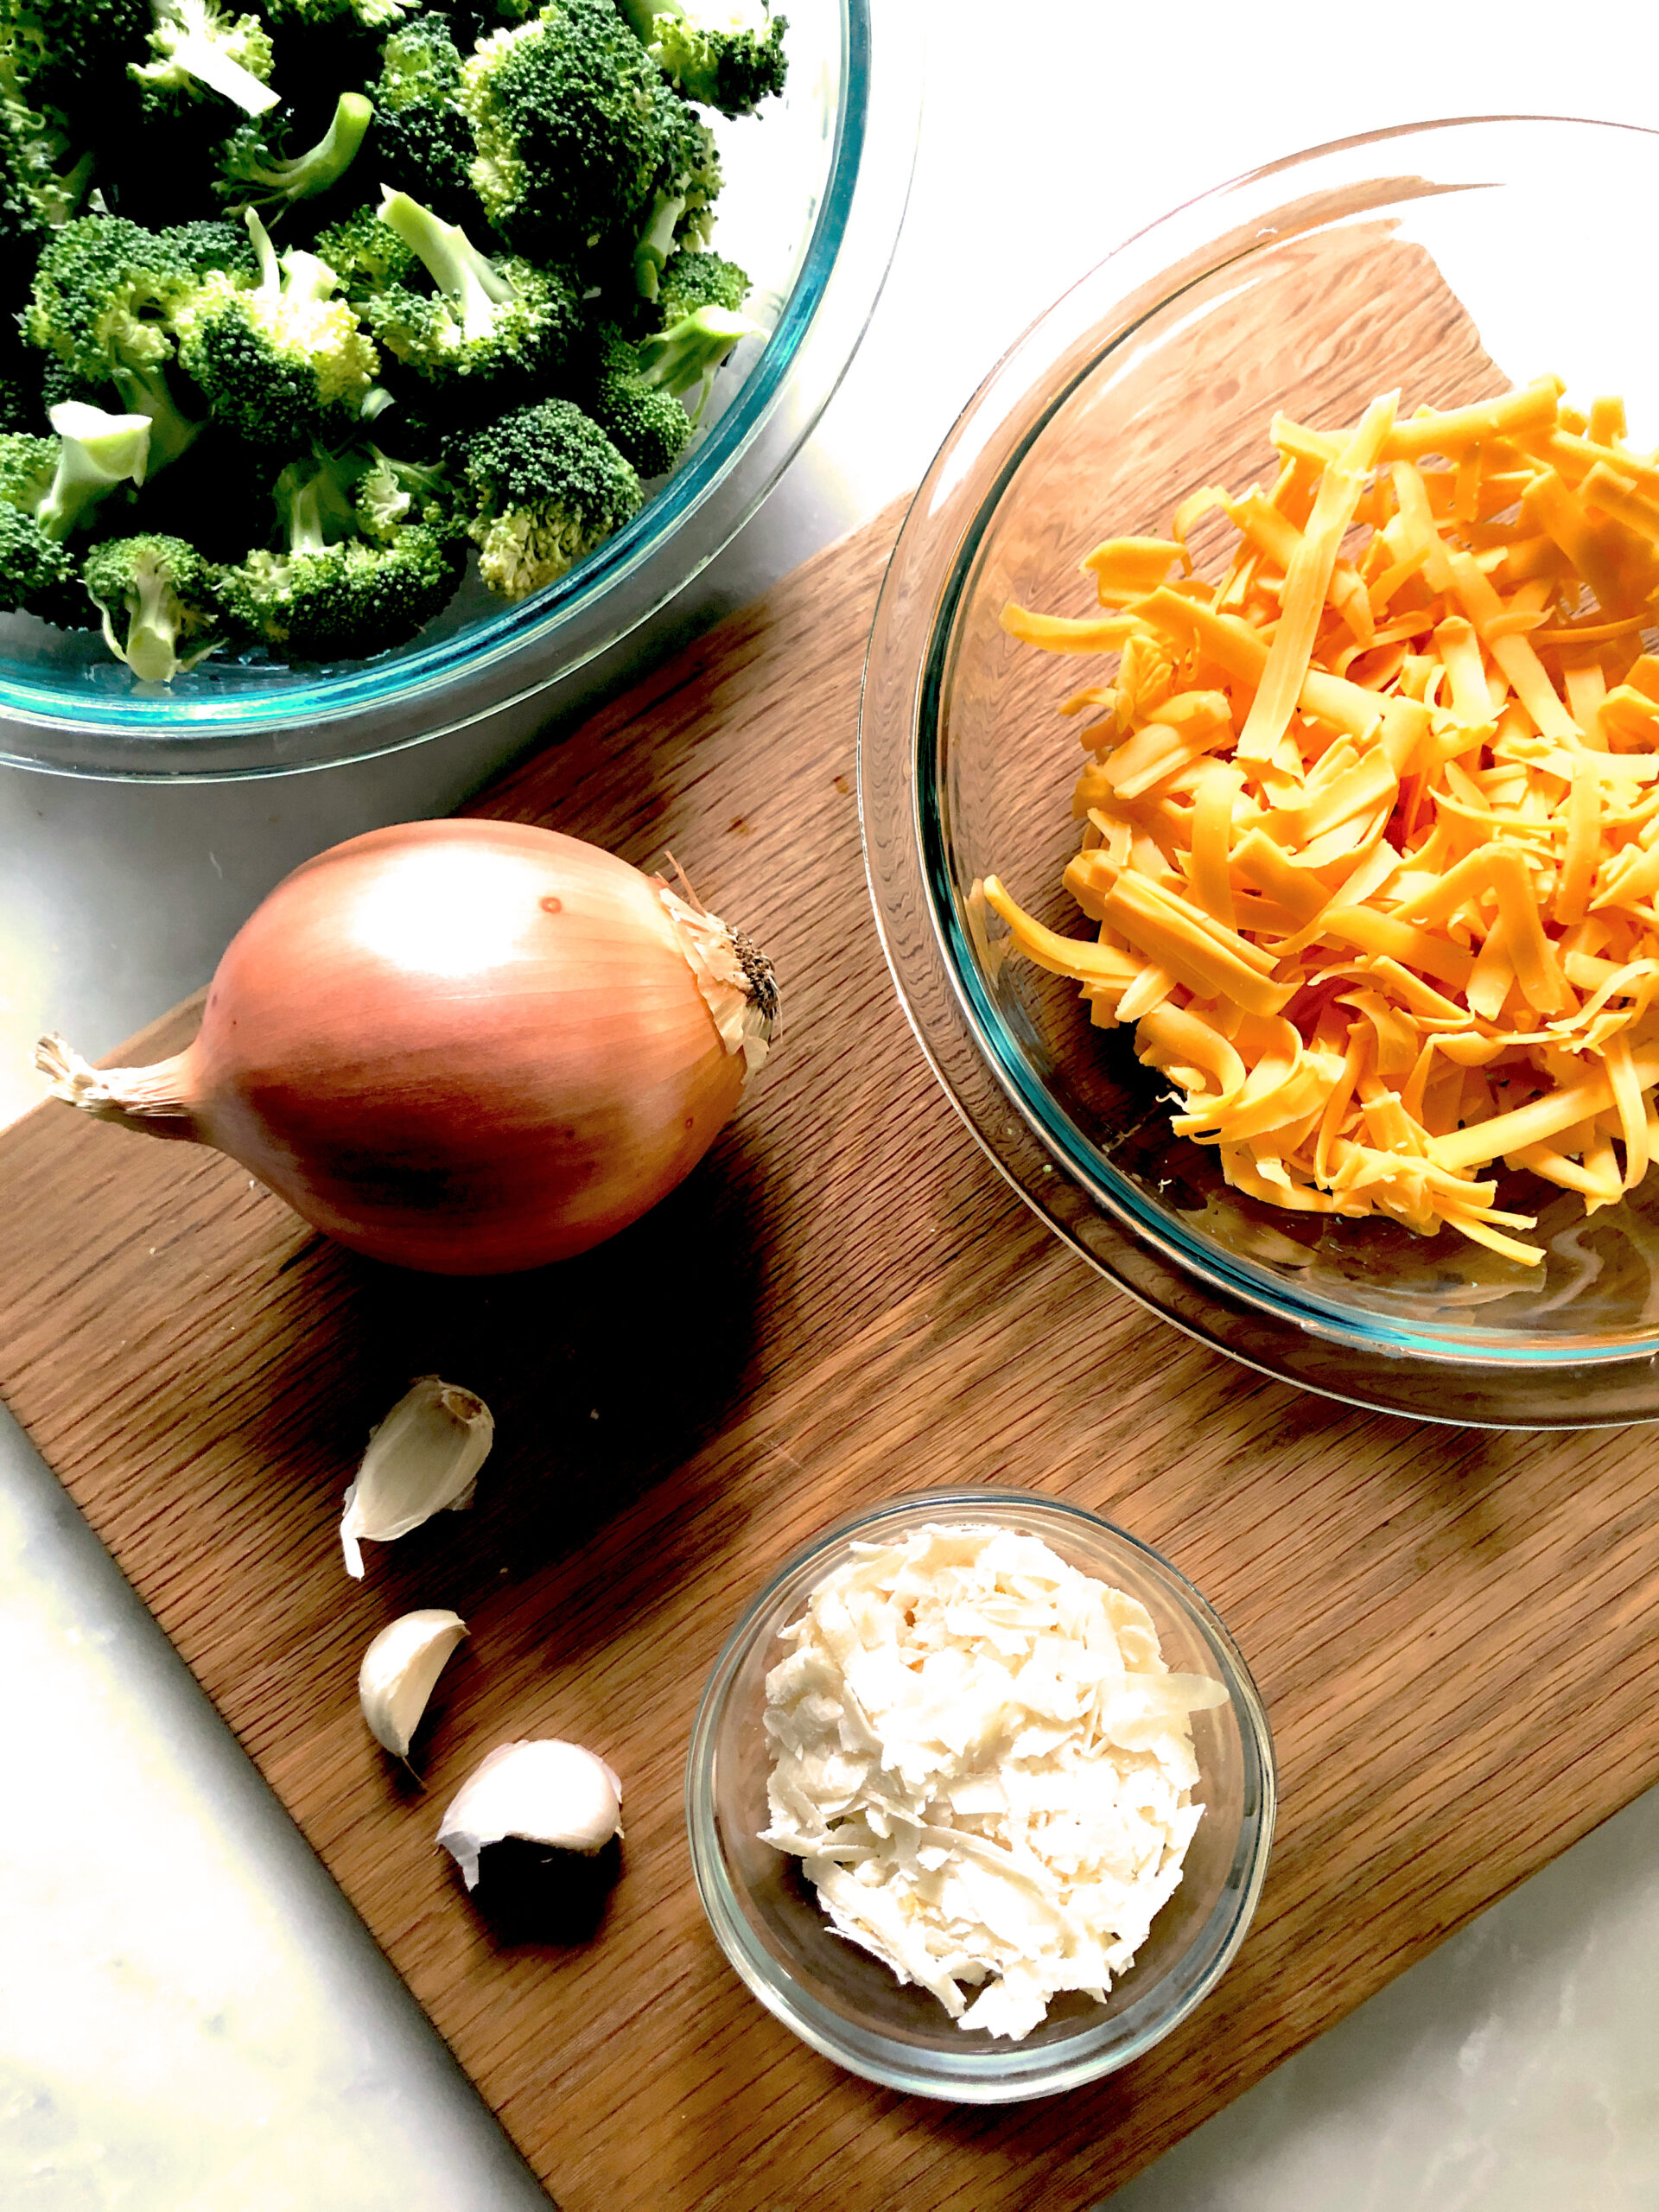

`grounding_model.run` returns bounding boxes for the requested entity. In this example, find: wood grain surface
[5,229,1659,2212]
